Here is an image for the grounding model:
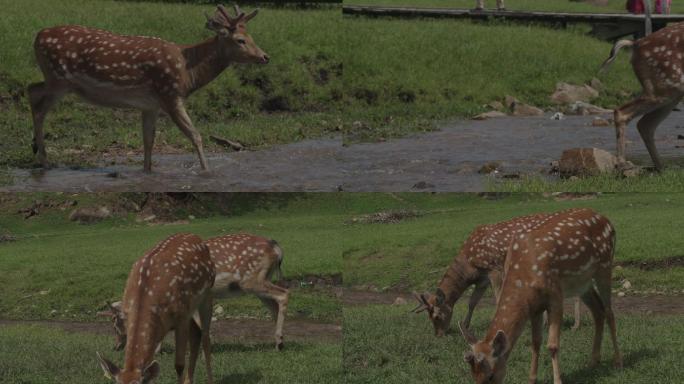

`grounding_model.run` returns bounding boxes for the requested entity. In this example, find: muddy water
[5,112,683,192]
